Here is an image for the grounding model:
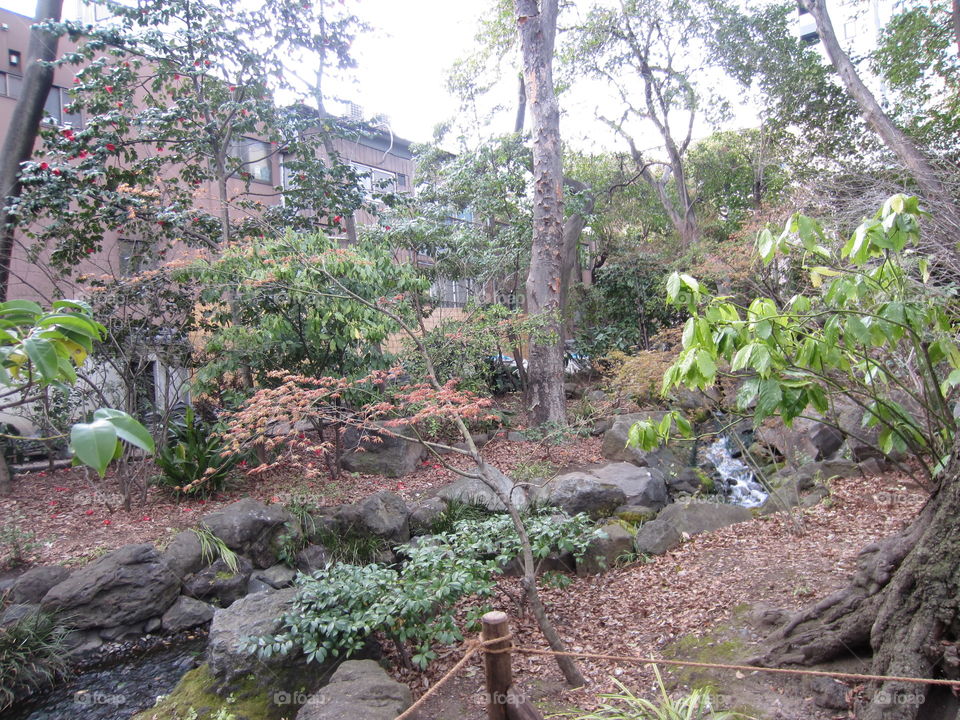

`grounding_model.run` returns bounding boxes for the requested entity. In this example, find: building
[0,4,423,430]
